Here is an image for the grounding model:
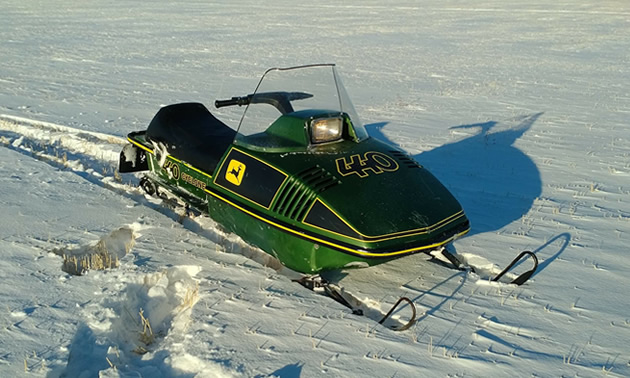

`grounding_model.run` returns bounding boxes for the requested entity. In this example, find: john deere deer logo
[225,159,246,186]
